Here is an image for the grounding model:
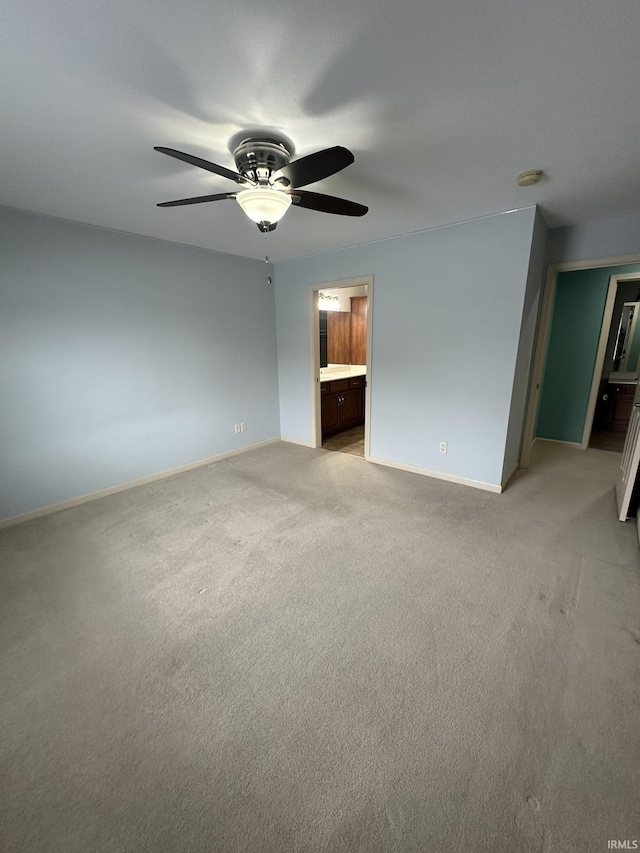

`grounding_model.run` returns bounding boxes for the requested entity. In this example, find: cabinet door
[321,393,341,435]
[350,377,365,423]
[341,388,364,429]
[610,385,635,430]
[350,296,367,365]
